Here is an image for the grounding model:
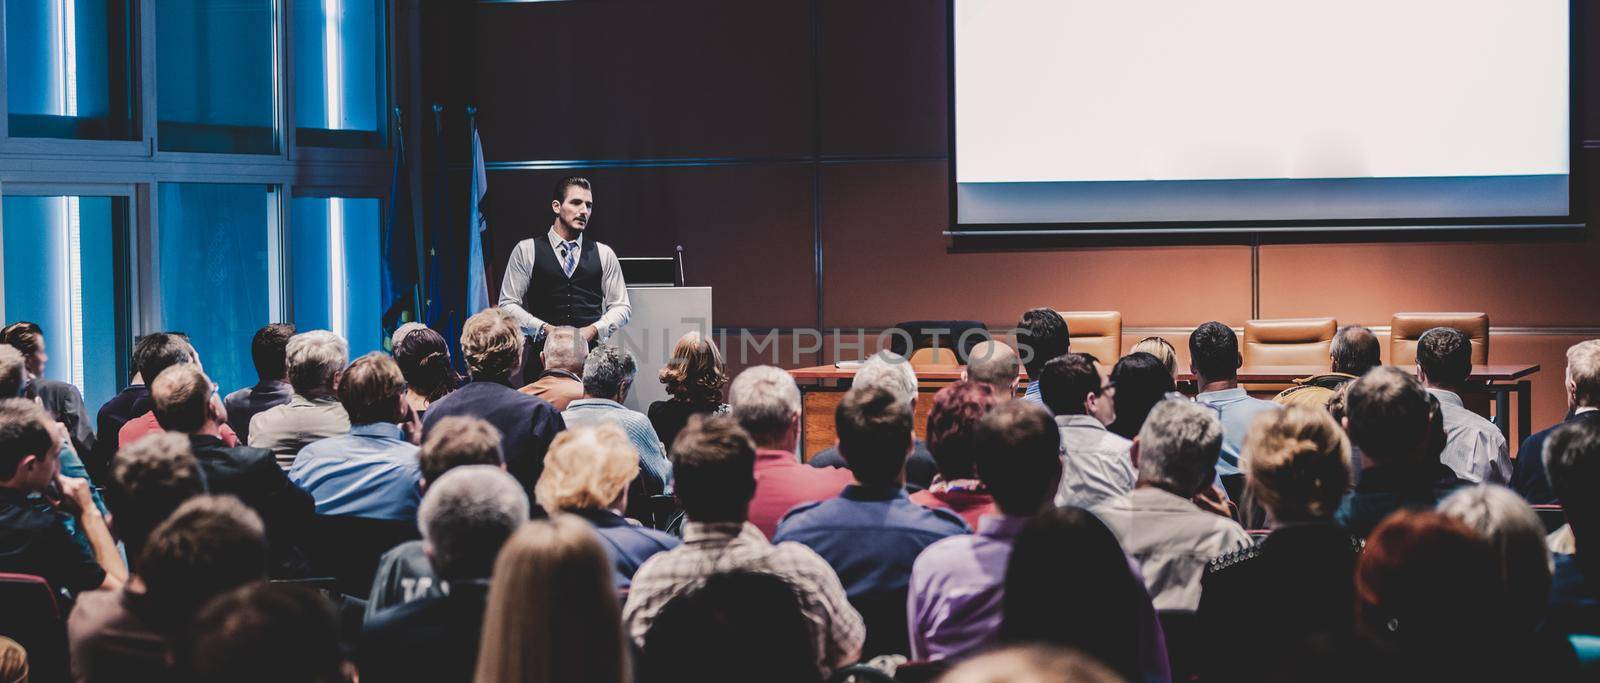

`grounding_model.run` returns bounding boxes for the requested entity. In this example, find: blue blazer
[421,380,566,493]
